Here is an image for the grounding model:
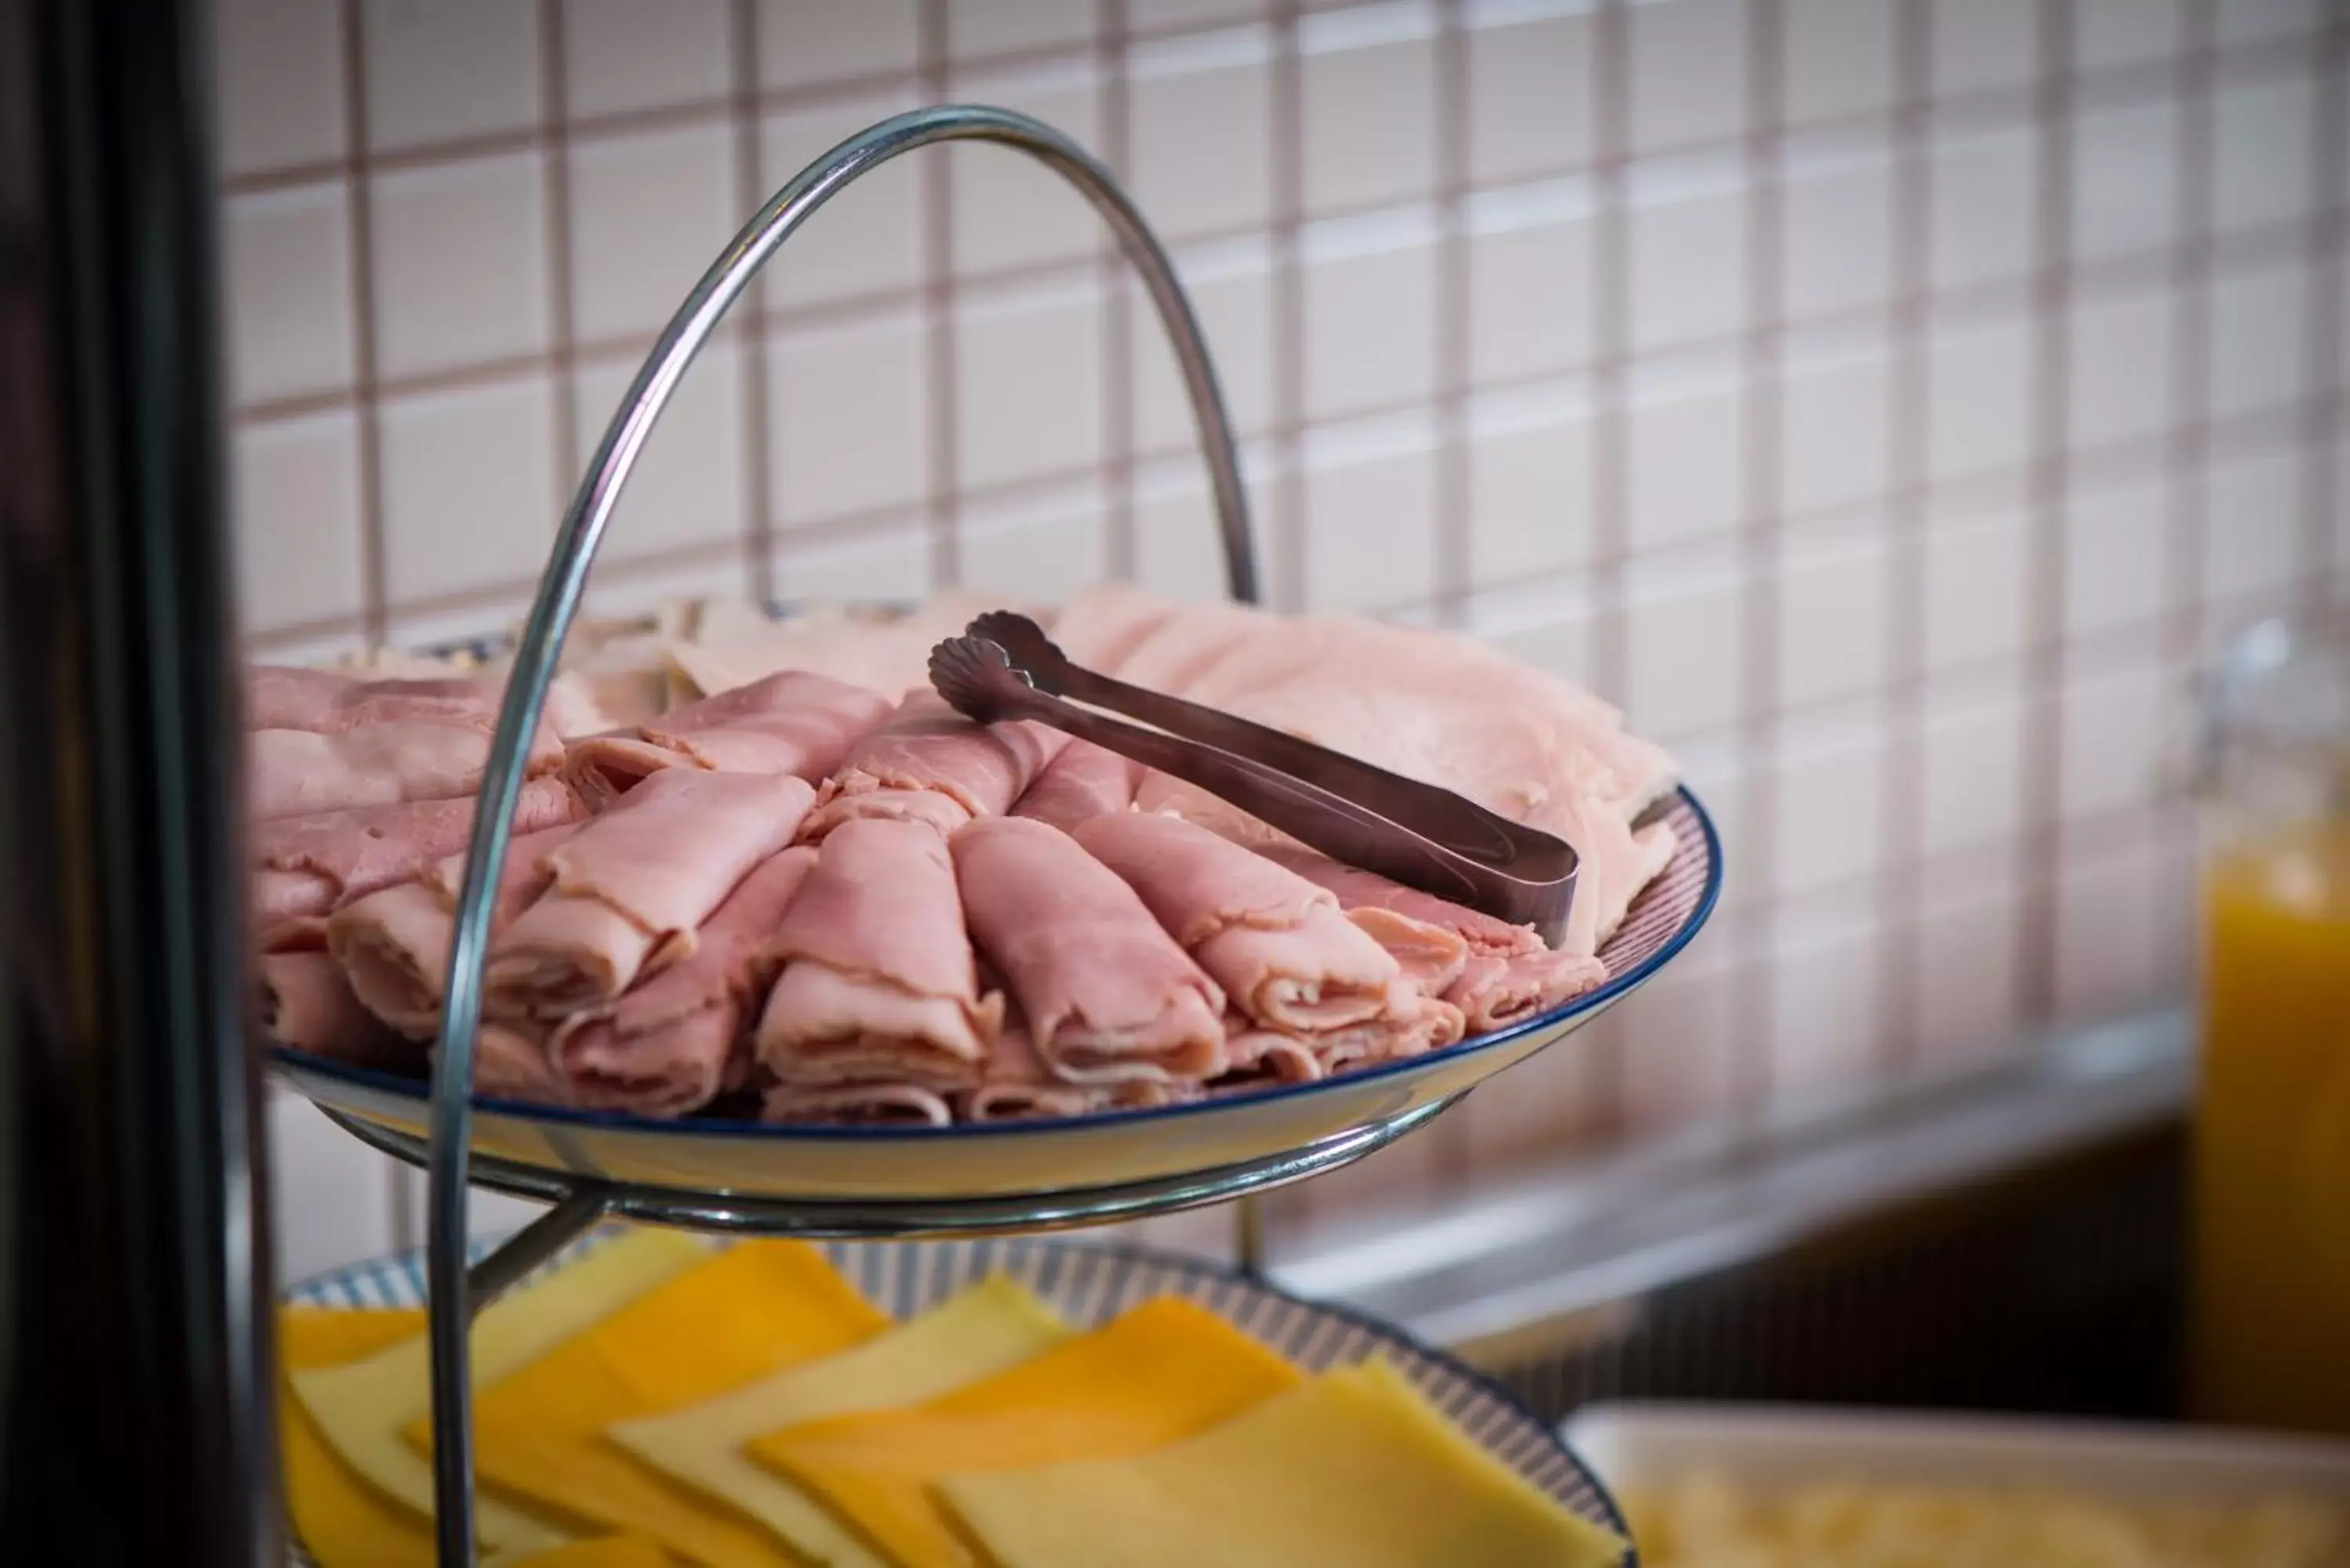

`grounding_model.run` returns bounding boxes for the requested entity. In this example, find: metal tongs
[929,611,1578,942]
